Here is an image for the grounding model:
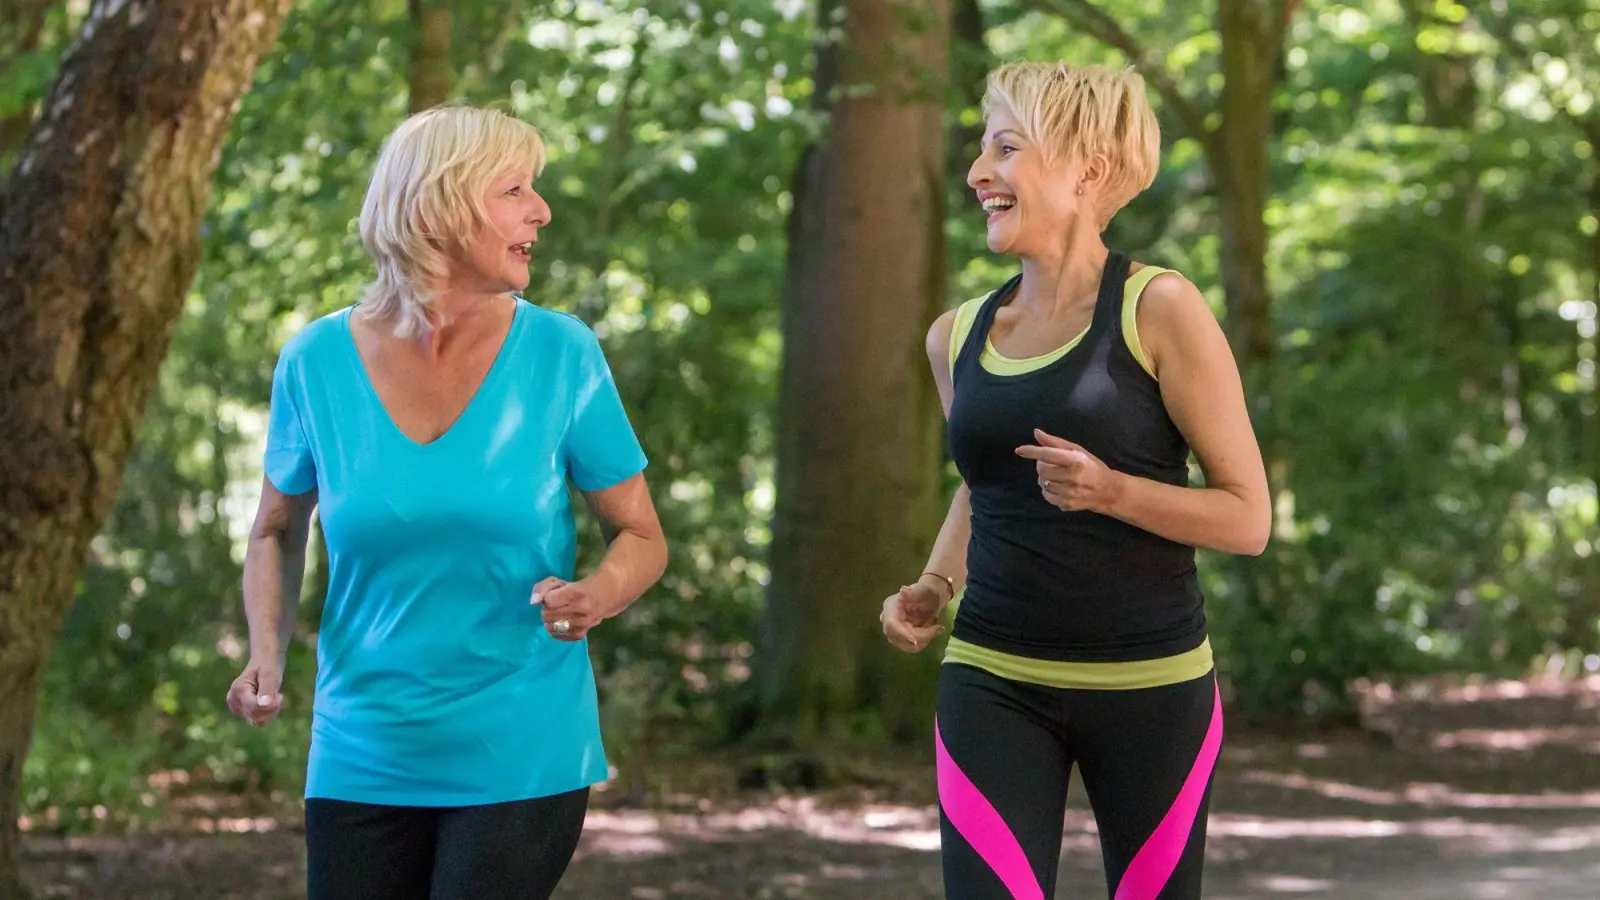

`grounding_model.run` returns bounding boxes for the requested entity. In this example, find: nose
[529,189,552,227]
[966,150,991,191]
